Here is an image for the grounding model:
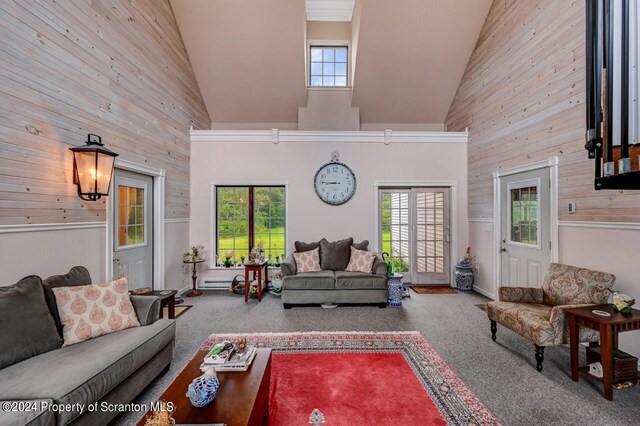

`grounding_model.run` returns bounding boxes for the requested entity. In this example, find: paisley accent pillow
[345,246,377,274]
[52,277,140,346]
[293,247,322,273]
